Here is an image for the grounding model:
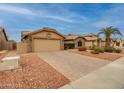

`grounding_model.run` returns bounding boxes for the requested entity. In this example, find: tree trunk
[105,37,111,48]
